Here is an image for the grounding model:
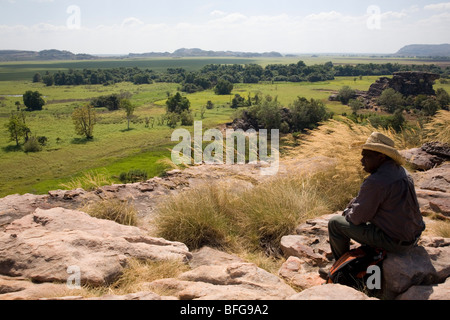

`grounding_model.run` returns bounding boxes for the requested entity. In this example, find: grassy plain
[1,56,449,197]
